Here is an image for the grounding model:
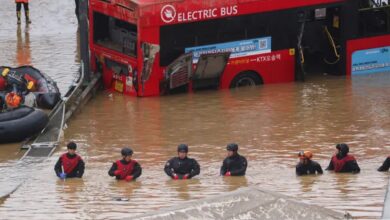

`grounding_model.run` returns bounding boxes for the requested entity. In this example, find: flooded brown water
[1,1,390,219]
